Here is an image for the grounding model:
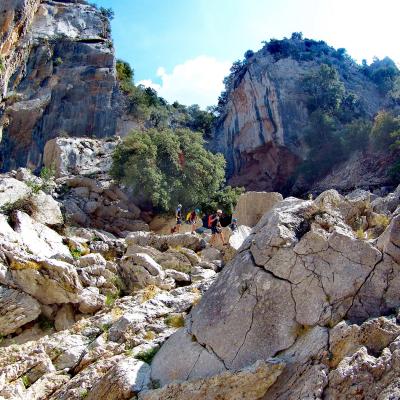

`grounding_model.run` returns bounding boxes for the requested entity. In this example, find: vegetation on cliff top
[116,60,216,139]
